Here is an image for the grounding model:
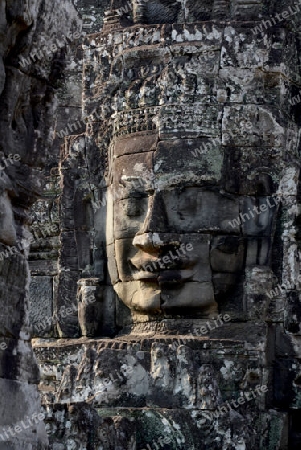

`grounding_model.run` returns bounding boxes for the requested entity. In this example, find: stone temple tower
[33,0,301,448]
